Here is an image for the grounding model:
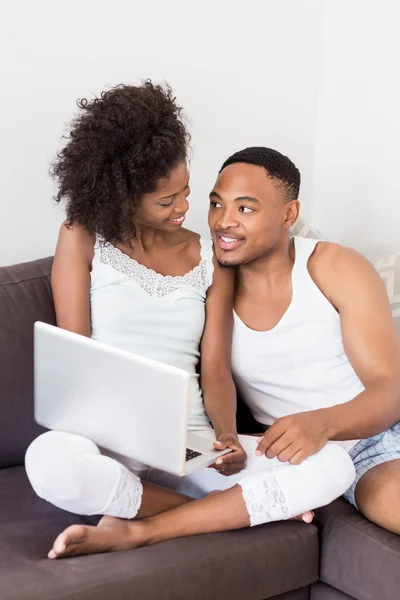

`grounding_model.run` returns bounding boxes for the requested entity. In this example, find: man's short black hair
[219,146,300,201]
